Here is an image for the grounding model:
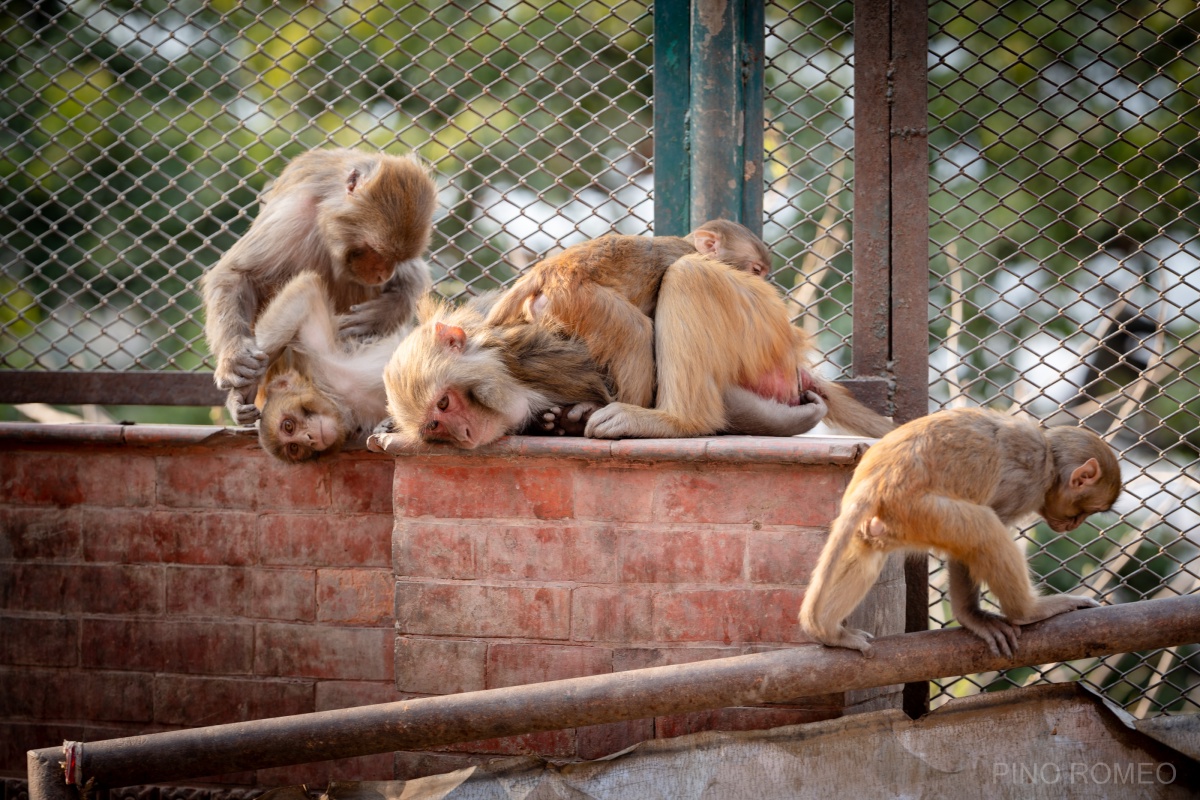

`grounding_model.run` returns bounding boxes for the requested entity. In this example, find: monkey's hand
[225,388,261,427]
[539,403,601,436]
[338,260,430,339]
[213,338,268,392]
[957,606,1021,658]
[372,417,397,436]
